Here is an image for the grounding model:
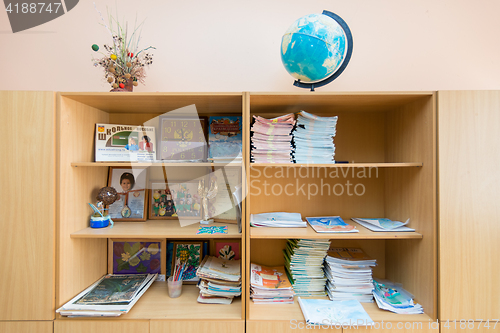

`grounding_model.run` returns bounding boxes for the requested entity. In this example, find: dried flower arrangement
[91,6,155,91]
